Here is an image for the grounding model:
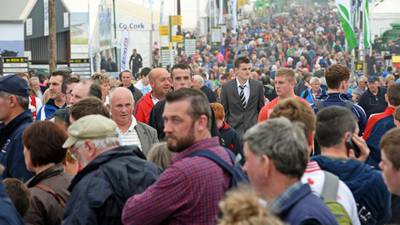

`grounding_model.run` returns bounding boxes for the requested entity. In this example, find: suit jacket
[135,122,159,156]
[221,79,264,136]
